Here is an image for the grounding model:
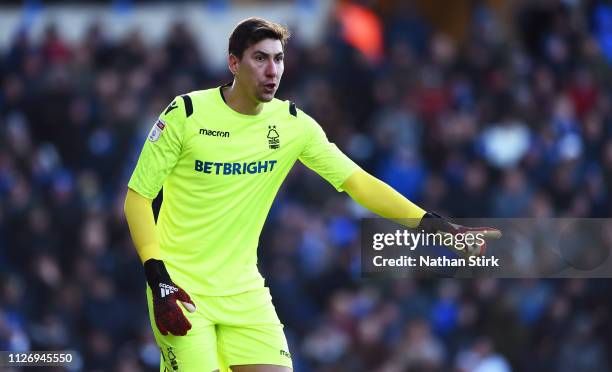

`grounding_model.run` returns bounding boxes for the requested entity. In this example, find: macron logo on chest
[199,128,230,138]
